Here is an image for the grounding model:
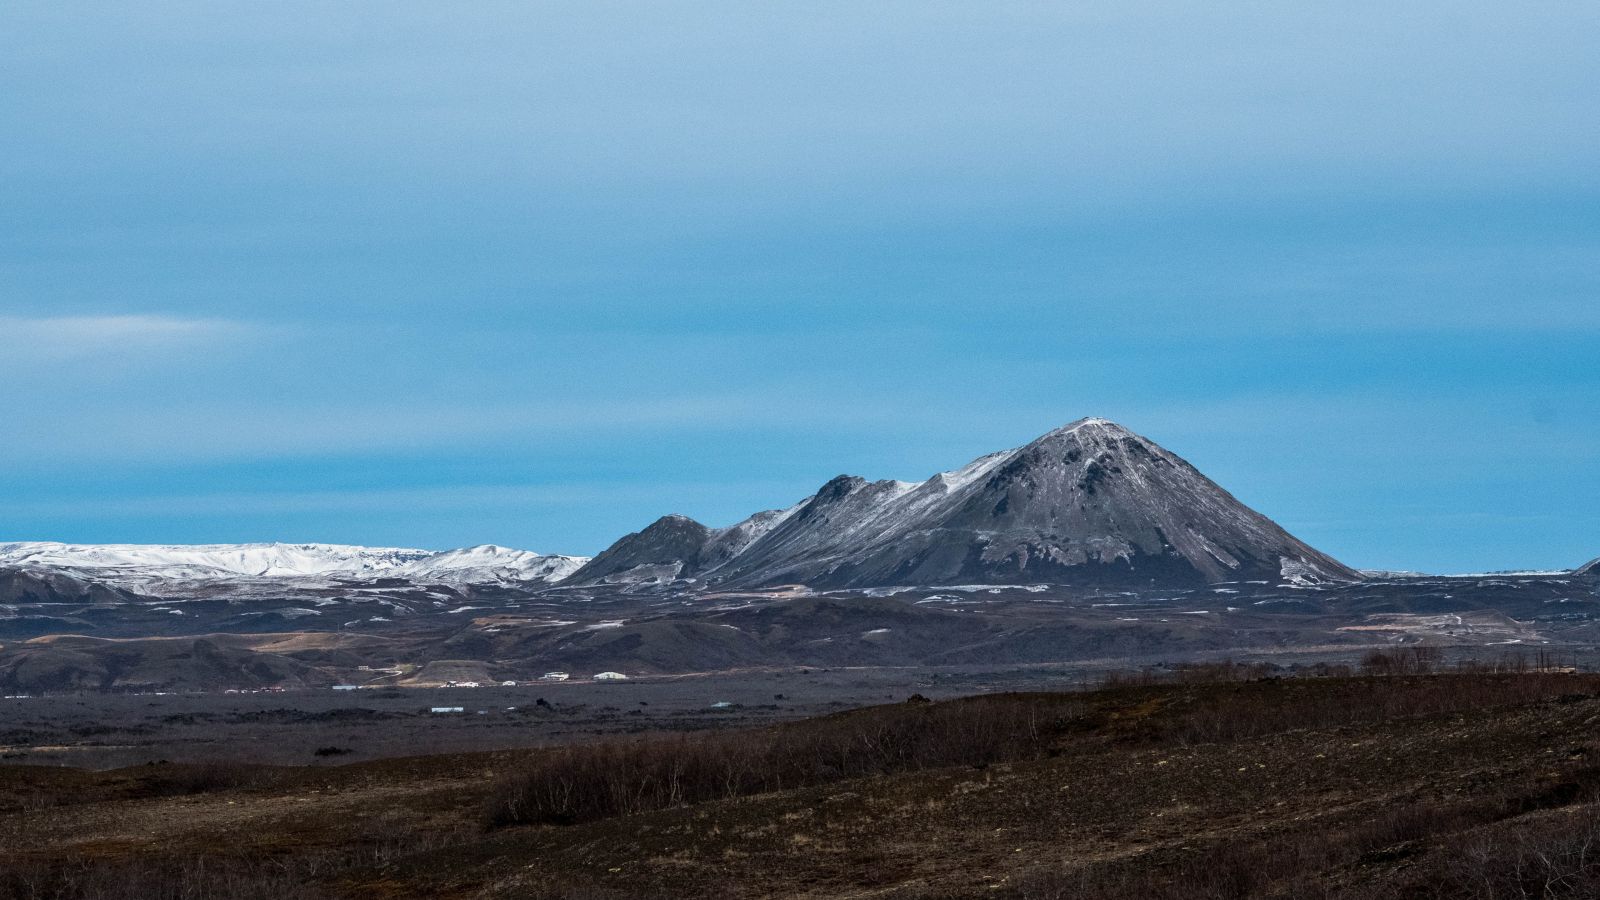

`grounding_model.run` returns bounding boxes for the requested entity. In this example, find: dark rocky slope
[573,418,1356,590]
